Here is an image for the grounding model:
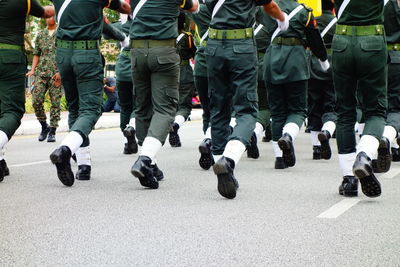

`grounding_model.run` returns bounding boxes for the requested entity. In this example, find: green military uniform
[255,7,272,136]
[112,20,135,133]
[176,31,196,121]
[0,0,45,181]
[52,0,121,146]
[187,4,211,134]
[0,0,44,140]
[333,0,387,198]
[333,0,387,154]
[384,0,400,140]
[307,9,336,134]
[205,0,265,156]
[32,28,62,129]
[129,0,194,145]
